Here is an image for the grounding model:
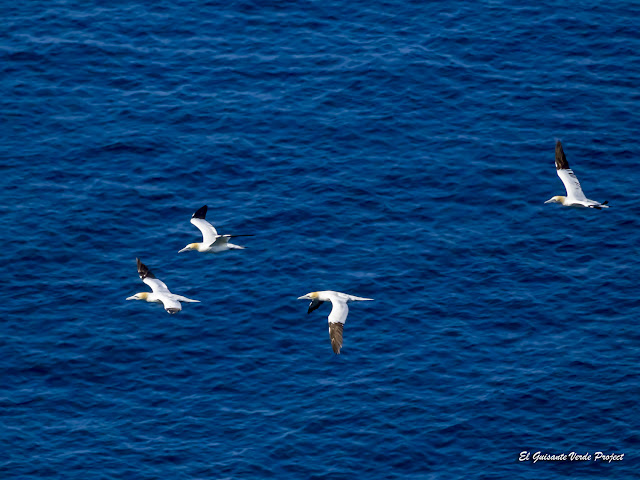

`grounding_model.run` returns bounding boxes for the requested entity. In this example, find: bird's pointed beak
[126,295,136,300]
[544,199,553,204]
[297,294,310,300]
[178,246,190,253]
